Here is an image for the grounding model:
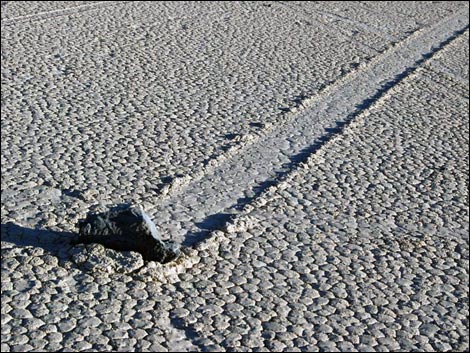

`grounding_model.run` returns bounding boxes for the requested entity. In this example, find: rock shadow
[1,222,76,256]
